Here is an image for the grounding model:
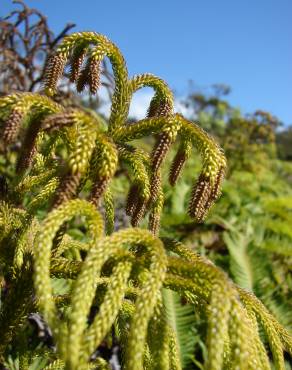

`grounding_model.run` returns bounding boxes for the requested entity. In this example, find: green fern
[162,289,197,368]
[223,219,256,290]
[222,218,292,331]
